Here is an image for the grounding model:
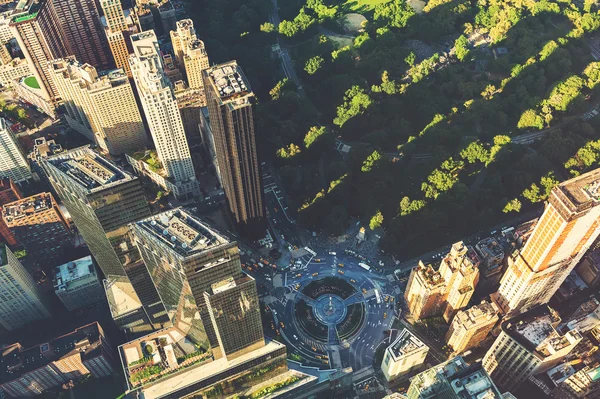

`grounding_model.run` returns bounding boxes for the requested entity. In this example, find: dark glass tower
[130,208,264,359]
[43,146,168,333]
[203,61,266,238]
